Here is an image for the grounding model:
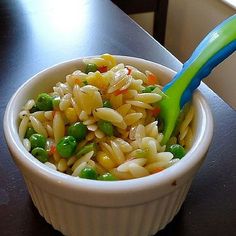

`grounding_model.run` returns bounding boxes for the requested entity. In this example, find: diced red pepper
[49,144,56,155]
[153,167,164,173]
[147,73,158,85]
[150,107,161,117]
[98,66,108,73]
[113,88,128,96]
[74,77,82,85]
[125,66,132,75]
